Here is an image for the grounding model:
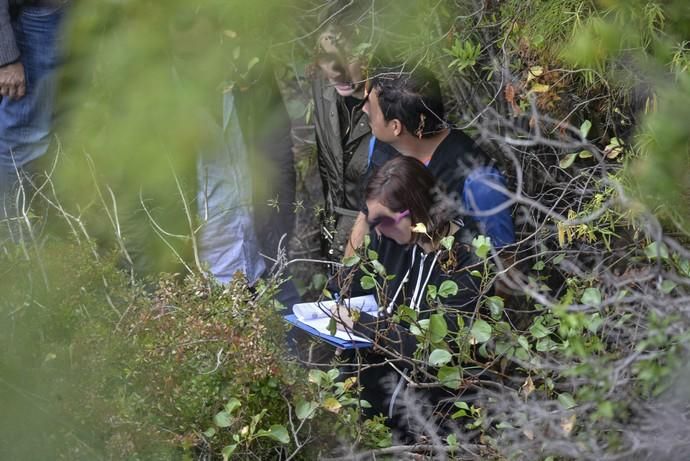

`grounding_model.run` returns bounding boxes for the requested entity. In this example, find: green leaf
[225,398,241,415]
[517,335,530,351]
[472,235,492,259]
[322,397,342,413]
[532,260,545,271]
[342,255,360,267]
[214,411,233,428]
[447,433,458,450]
[372,260,386,276]
[429,349,452,366]
[536,337,556,352]
[438,280,458,298]
[203,427,216,438]
[454,400,470,411]
[257,424,289,444]
[578,150,593,158]
[360,275,375,290]
[367,249,379,261]
[527,65,543,81]
[398,305,417,323]
[470,270,482,278]
[295,400,318,420]
[429,314,448,343]
[581,287,601,306]
[530,82,550,93]
[586,313,603,333]
[529,318,550,339]
[486,296,504,320]
[580,119,592,138]
[410,319,429,337]
[308,369,324,385]
[559,153,577,169]
[327,368,340,382]
[644,241,669,260]
[470,319,492,343]
[440,235,455,251]
[246,56,260,72]
[426,284,438,300]
[558,393,577,410]
[222,444,238,461]
[438,366,462,389]
[680,259,690,276]
[660,279,677,294]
